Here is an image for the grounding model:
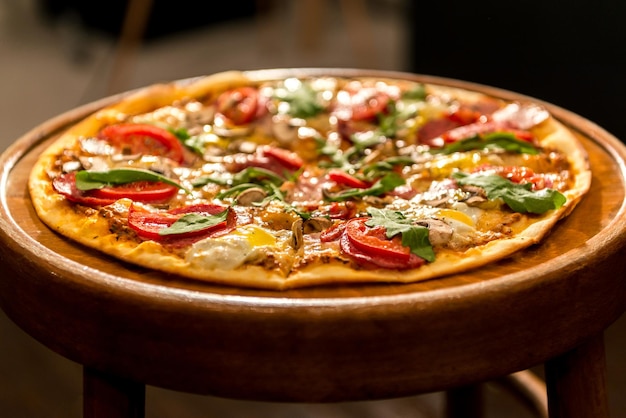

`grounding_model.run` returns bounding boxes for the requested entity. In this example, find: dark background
[37,0,258,39]
[36,1,626,141]
[407,1,626,142]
